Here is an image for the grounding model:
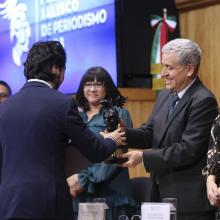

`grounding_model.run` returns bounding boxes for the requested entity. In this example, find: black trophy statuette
[100,99,127,164]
